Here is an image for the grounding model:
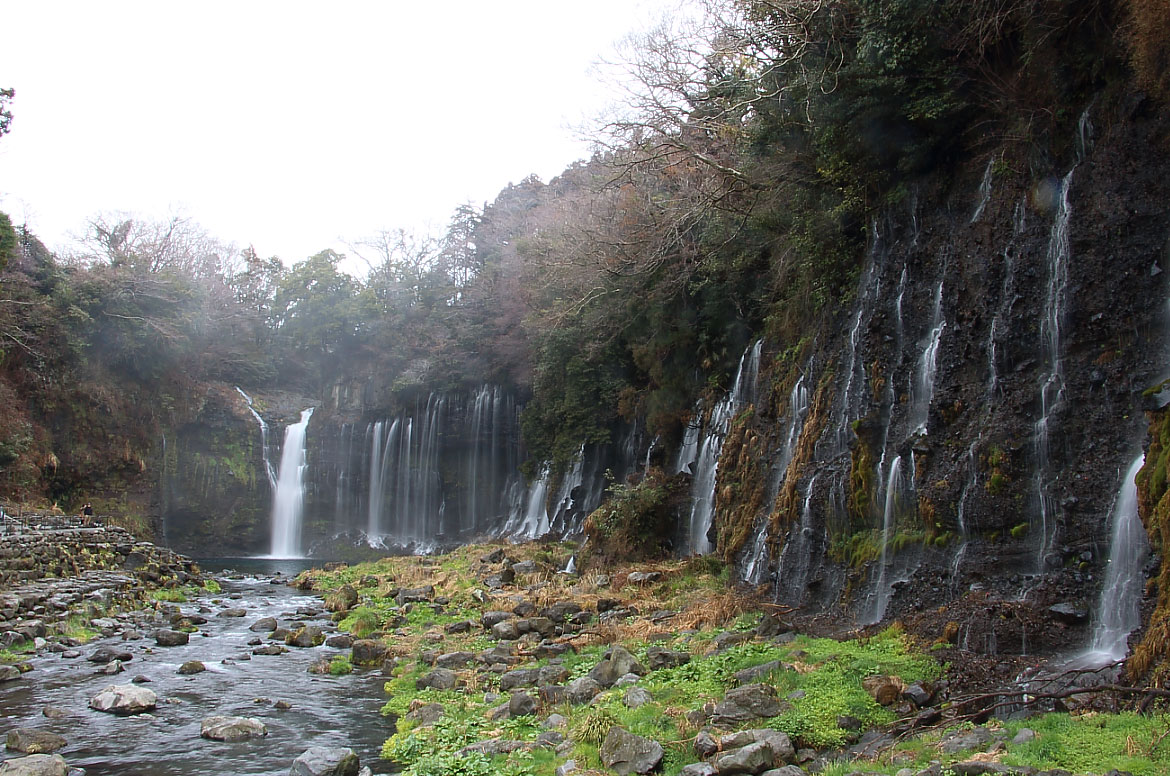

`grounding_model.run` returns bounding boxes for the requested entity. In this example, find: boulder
[153,629,190,647]
[5,729,67,754]
[435,651,475,669]
[599,727,664,775]
[0,665,21,682]
[200,715,268,742]
[566,676,602,705]
[626,571,661,585]
[415,668,457,690]
[350,639,388,666]
[624,687,652,709]
[217,608,247,618]
[326,634,353,649]
[325,585,359,612]
[252,644,287,656]
[713,741,775,775]
[87,646,132,663]
[89,683,157,715]
[589,645,646,688]
[249,617,279,632]
[720,729,795,764]
[709,684,785,727]
[404,702,445,727]
[286,626,325,648]
[733,660,791,685]
[178,660,206,675]
[645,646,691,671]
[862,675,903,706]
[0,754,68,776]
[290,746,360,776]
[509,691,537,717]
